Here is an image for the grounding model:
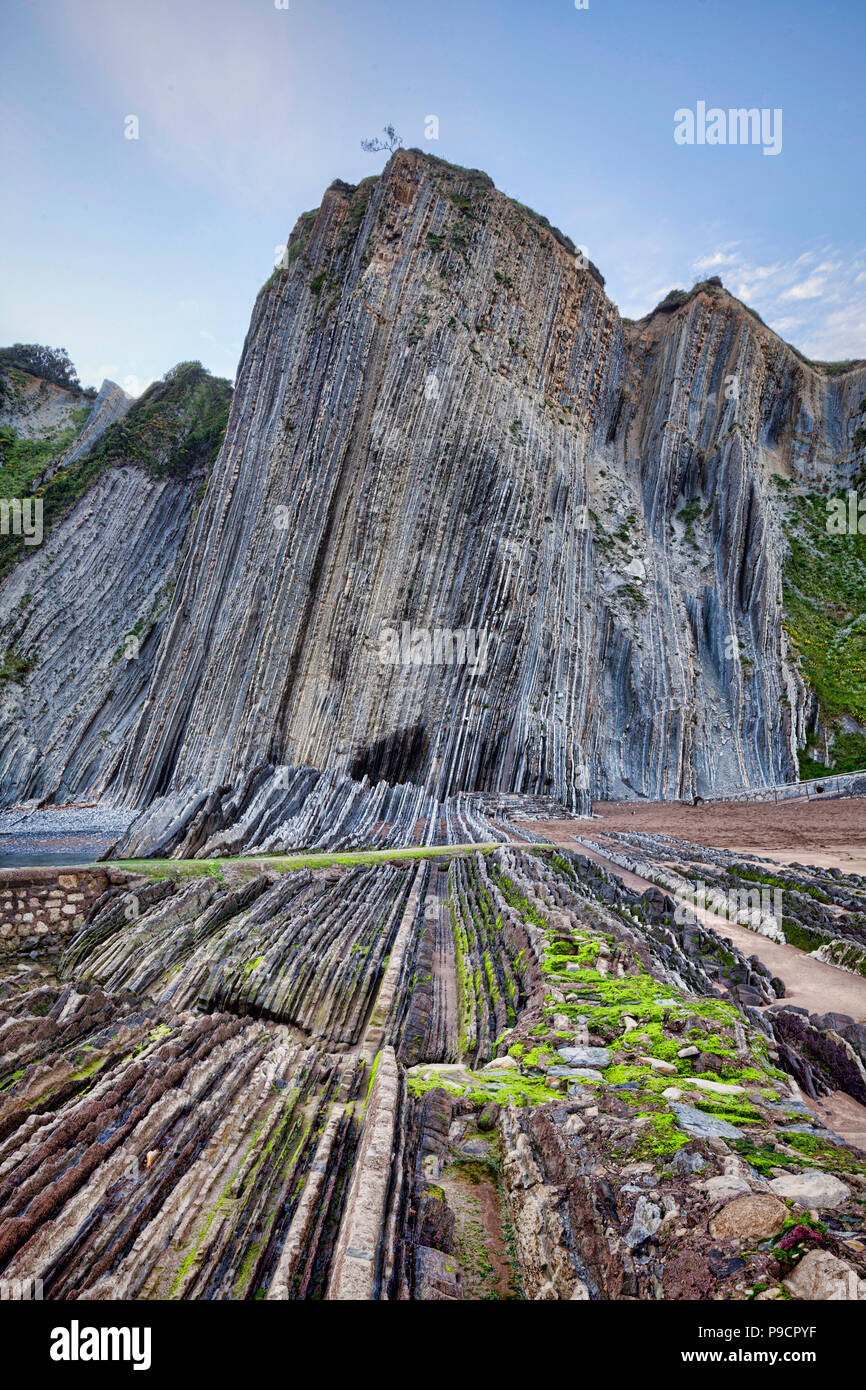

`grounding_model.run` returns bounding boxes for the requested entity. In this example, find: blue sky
[2,0,864,394]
